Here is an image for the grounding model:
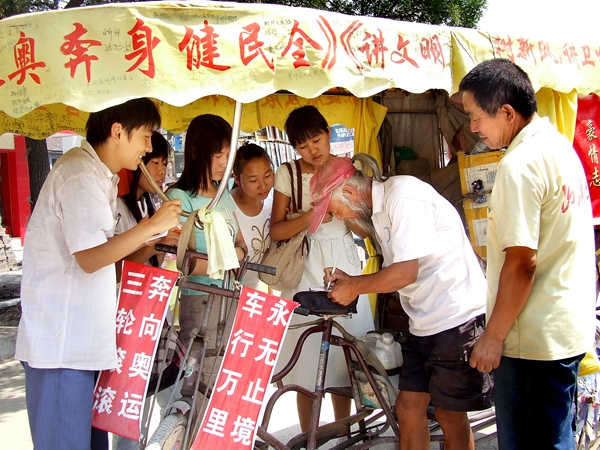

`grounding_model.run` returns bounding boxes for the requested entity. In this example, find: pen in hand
[326,248,342,290]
